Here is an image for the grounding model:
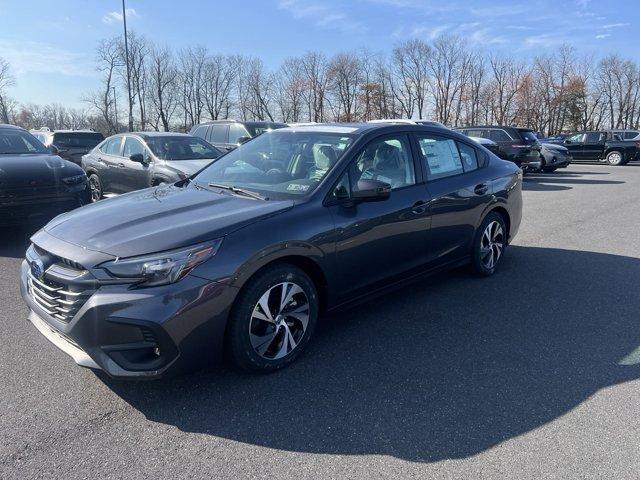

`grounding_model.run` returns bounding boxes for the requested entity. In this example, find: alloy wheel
[608,152,622,165]
[89,176,102,202]
[249,282,310,360]
[480,221,504,270]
